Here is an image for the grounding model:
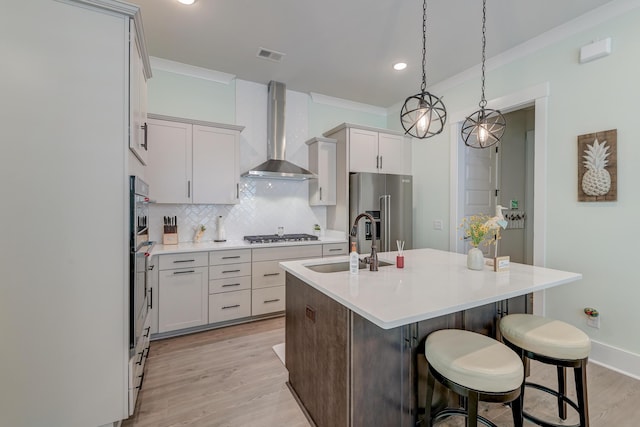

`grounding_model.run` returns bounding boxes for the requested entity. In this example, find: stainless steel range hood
[241,81,317,181]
